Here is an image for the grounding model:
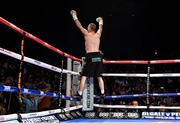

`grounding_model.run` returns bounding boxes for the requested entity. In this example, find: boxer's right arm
[74,20,88,35]
[96,17,103,37]
[70,10,88,35]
